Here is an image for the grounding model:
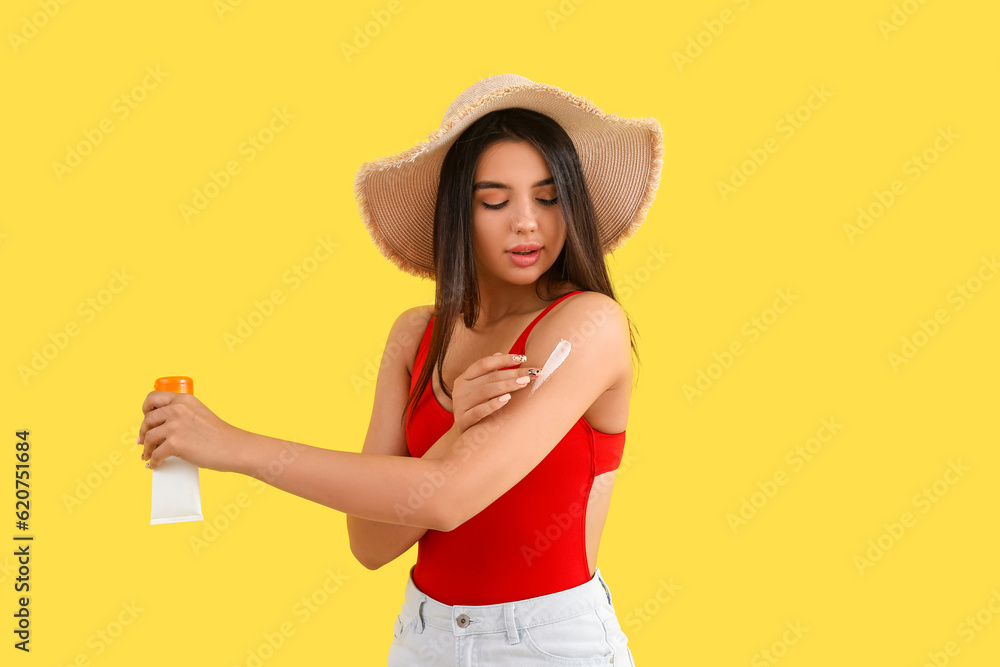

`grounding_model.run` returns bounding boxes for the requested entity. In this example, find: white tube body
[150,456,203,524]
